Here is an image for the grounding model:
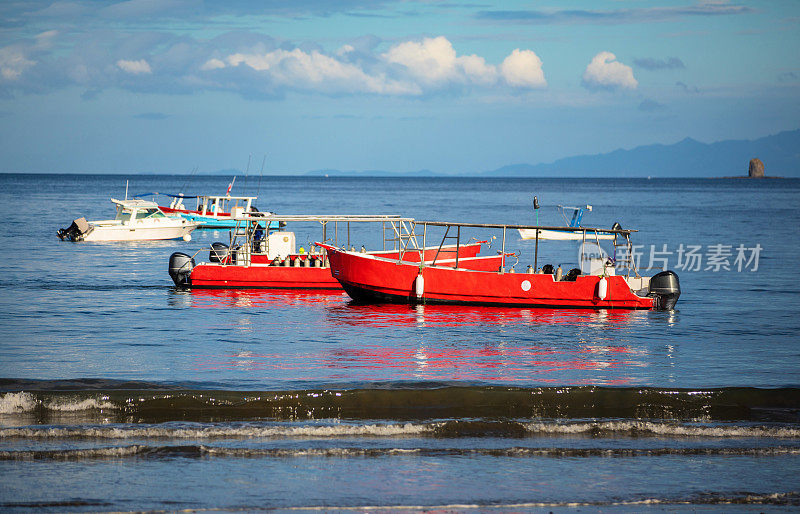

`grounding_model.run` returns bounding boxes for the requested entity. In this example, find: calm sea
[1,173,799,512]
